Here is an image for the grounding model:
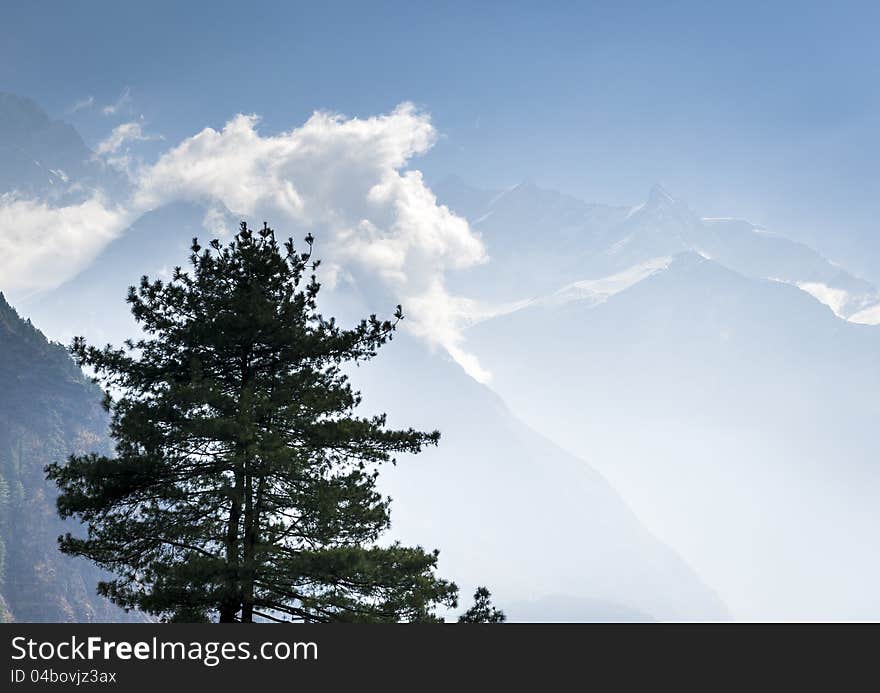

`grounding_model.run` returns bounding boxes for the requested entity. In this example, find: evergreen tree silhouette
[458,587,506,623]
[47,222,459,622]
